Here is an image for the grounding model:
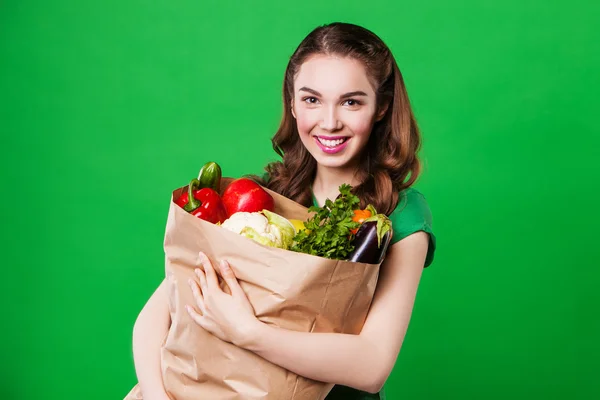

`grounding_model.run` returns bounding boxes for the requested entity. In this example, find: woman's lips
[314,136,350,154]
